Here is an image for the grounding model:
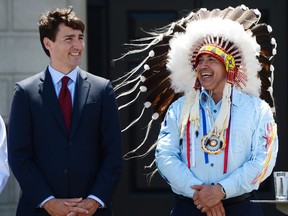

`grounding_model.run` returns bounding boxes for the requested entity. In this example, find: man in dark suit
[8,7,122,216]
